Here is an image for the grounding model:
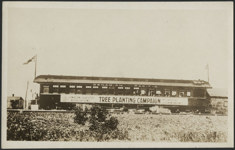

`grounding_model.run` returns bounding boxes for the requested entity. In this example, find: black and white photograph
[1,1,233,148]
